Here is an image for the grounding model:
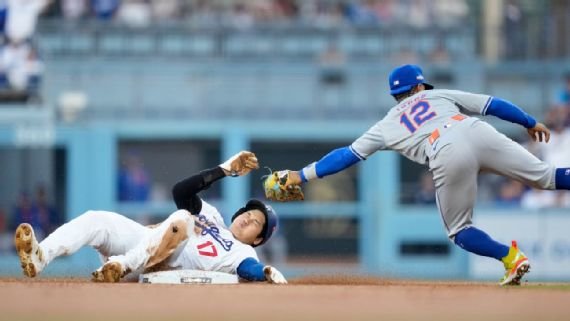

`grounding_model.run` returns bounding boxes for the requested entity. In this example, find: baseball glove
[262,169,304,202]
